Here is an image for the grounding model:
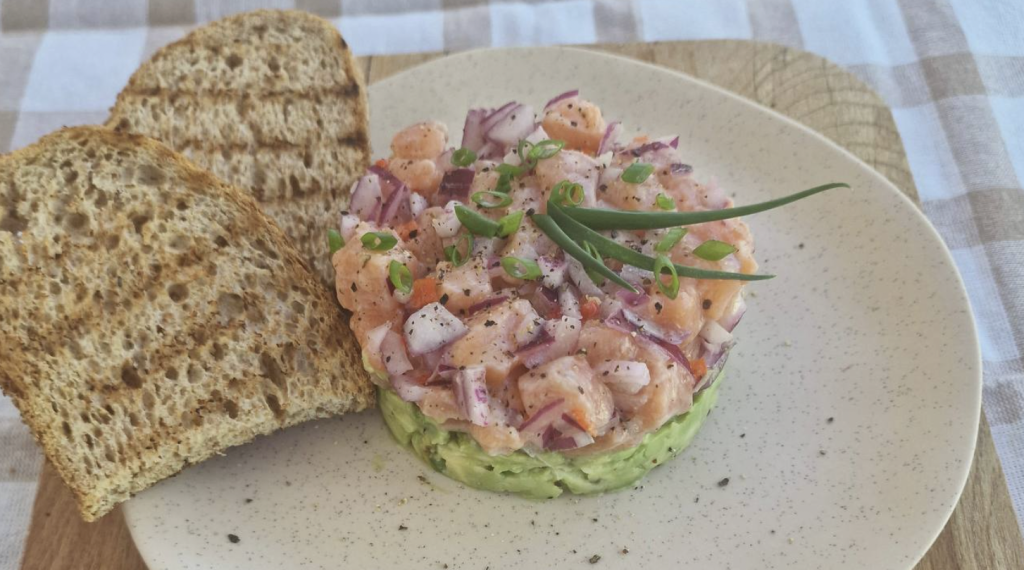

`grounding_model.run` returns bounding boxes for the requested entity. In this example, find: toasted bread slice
[106,9,369,289]
[0,127,374,521]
